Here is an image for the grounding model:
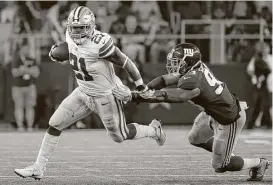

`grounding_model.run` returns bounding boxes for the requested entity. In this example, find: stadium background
[0,0,271,128]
